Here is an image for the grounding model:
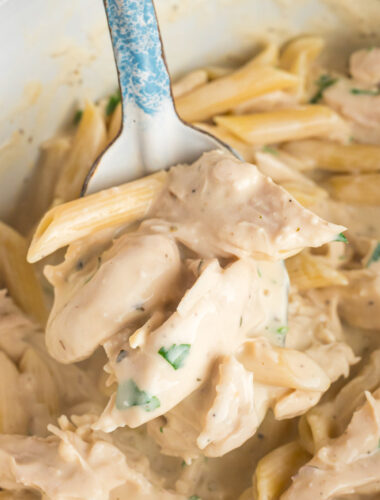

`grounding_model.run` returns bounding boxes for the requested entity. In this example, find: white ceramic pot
[1,0,379,218]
